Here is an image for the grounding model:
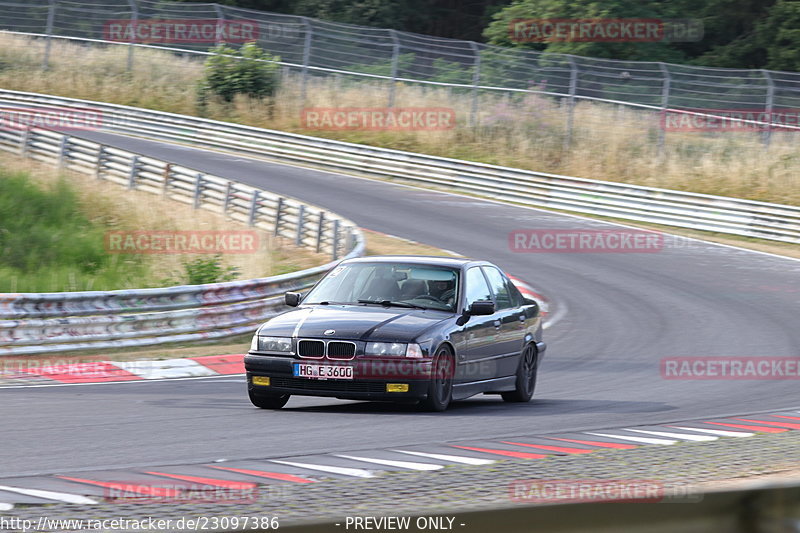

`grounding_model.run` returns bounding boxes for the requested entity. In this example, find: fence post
[331,219,340,260]
[214,4,225,46]
[563,56,578,150]
[762,70,775,147]
[469,42,481,127]
[126,0,137,71]
[295,204,306,246]
[193,173,203,209]
[273,197,284,236]
[161,163,171,193]
[127,155,139,188]
[387,29,400,108]
[42,0,56,70]
[248,190,260,226]
[95,145,105,179]
[56,135,69,169]
[316,211,326,252]
[300,17,313,104]
[657,62,671,156]
[222,181,232,214]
